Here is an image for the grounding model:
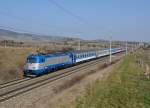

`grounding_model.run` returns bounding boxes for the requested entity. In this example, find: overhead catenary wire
[47,0,85,23]
[0,1,108,41]
[0,6,85,37]
[0,10,30,23]
[47,0,111,41]
[0,10,54,32]
[0,25,47,36]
